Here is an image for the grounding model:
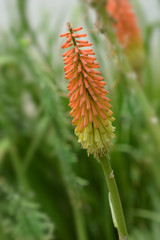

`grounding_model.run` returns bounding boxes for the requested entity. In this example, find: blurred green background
[0,0,160,239]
